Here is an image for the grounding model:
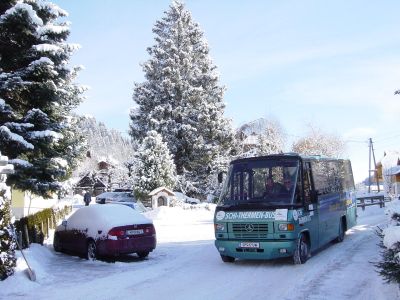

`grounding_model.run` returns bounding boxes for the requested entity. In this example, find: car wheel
[220,255,235,263]
[53,234,62,252]
[293,233,310,265]
[86,240,97,261]
[137,251,149,259]
[335,219,345,243]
